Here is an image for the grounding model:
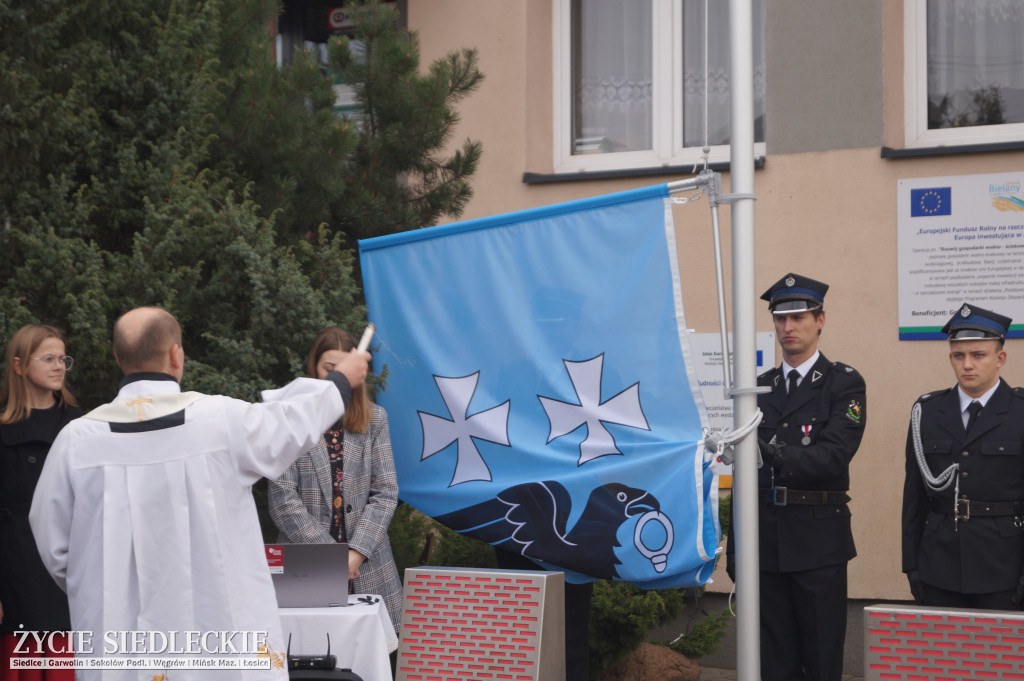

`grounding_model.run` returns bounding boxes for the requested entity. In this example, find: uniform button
[962,451,969,457]
[782,422,788,428]
[27,455,37,463]
[1000,446,1006,452]
[961,471,969,478]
